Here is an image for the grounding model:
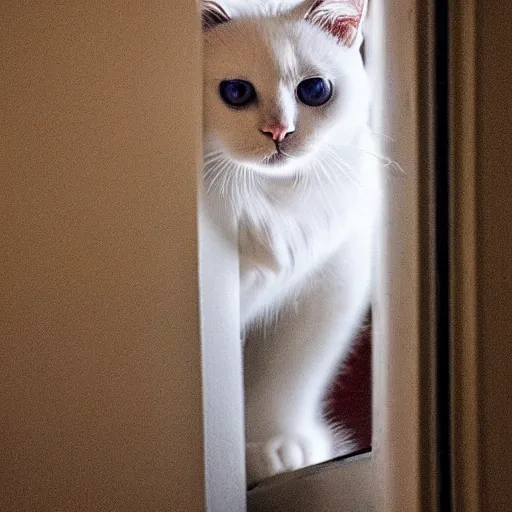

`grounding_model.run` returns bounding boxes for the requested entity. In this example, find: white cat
[202,0,380,486]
